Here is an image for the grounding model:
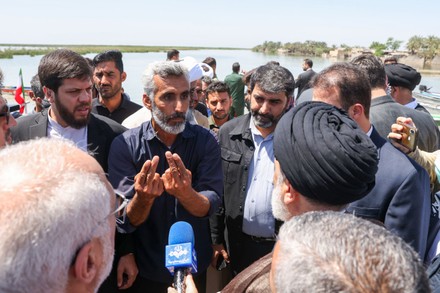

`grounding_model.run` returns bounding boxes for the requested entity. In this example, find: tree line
[252,35,440,60]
